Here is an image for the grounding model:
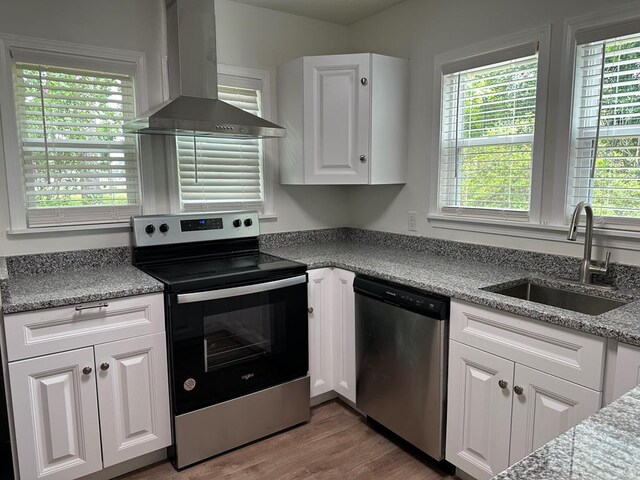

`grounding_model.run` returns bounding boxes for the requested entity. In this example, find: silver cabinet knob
[361,77,368,86]
[360,154,367,163]
[514,386,524,396]
[82,367,92,375]
[308,307,314,314]
[498,379,508,389]
[100,363,110,371]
